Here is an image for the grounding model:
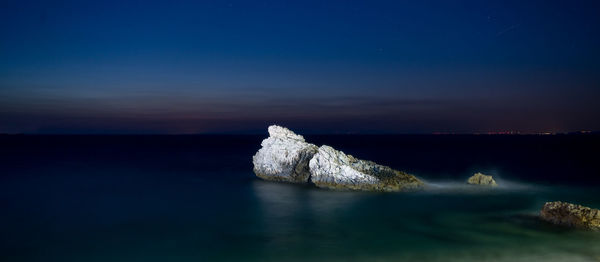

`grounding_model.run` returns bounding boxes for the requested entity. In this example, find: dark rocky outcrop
[540,201,600,230]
